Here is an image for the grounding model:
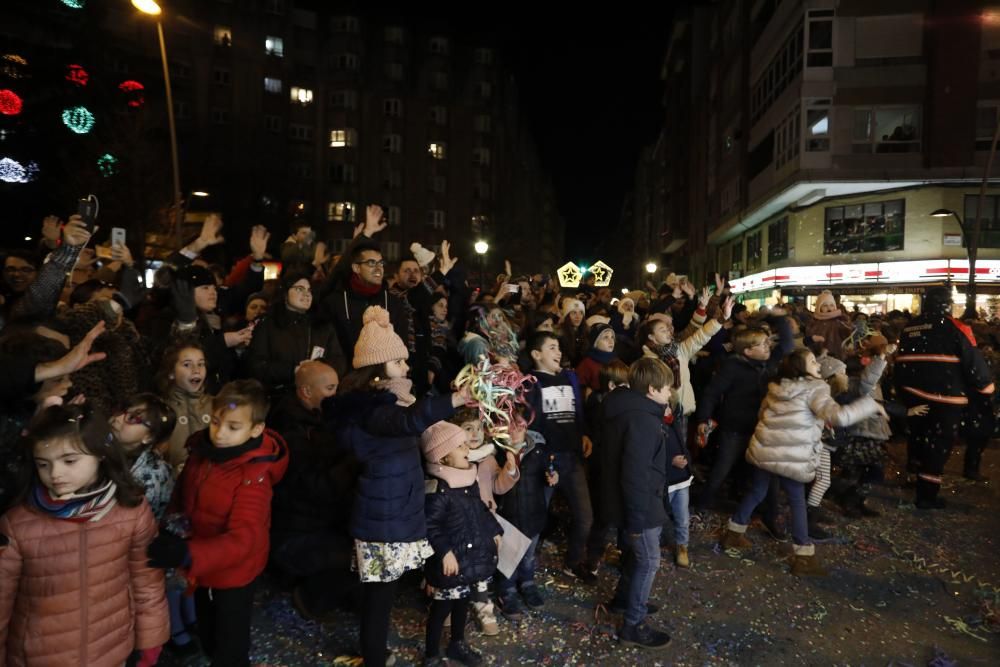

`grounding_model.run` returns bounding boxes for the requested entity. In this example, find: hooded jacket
[746,377,879,482]
[245,302,347,391]
[172,428,289,589]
